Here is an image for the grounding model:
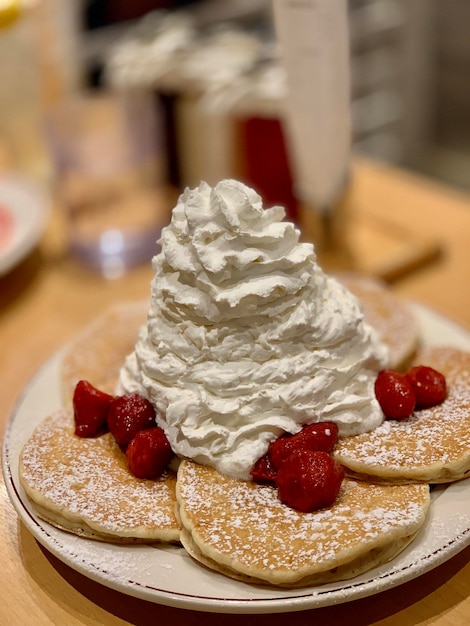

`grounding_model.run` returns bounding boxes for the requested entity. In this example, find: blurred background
[1,0,469,242]
[83,0,470,195]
